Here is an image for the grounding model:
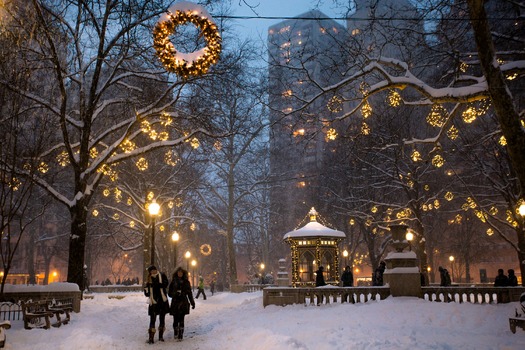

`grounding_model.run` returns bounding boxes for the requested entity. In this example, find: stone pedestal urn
[383,224,421,297]
[276,258,290,287]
